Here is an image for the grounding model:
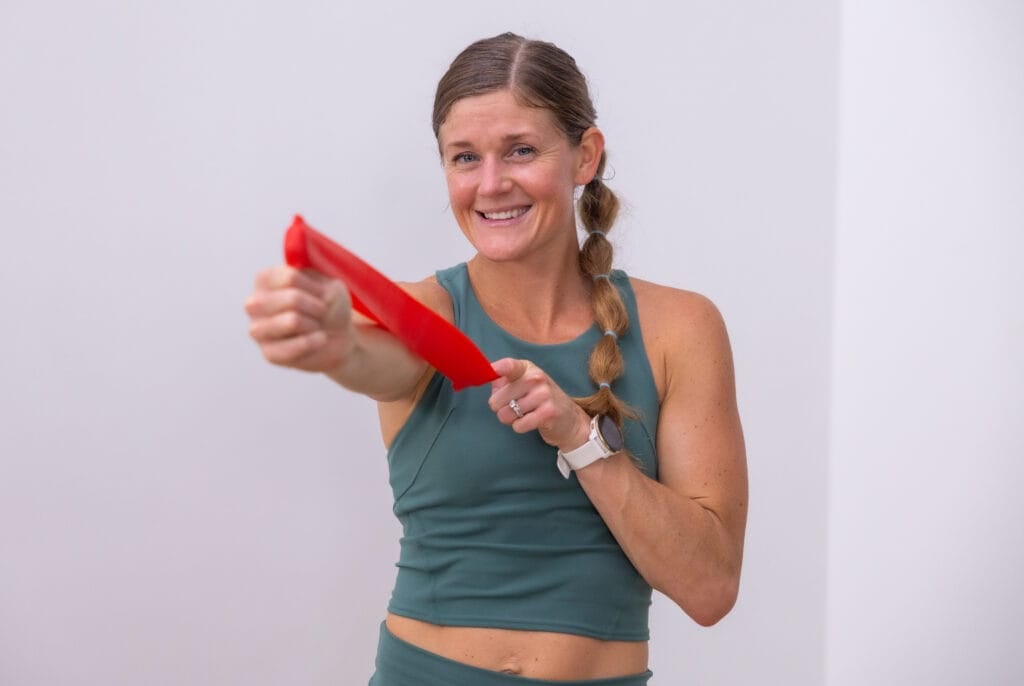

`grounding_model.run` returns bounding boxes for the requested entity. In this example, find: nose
[478,158,510,196]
